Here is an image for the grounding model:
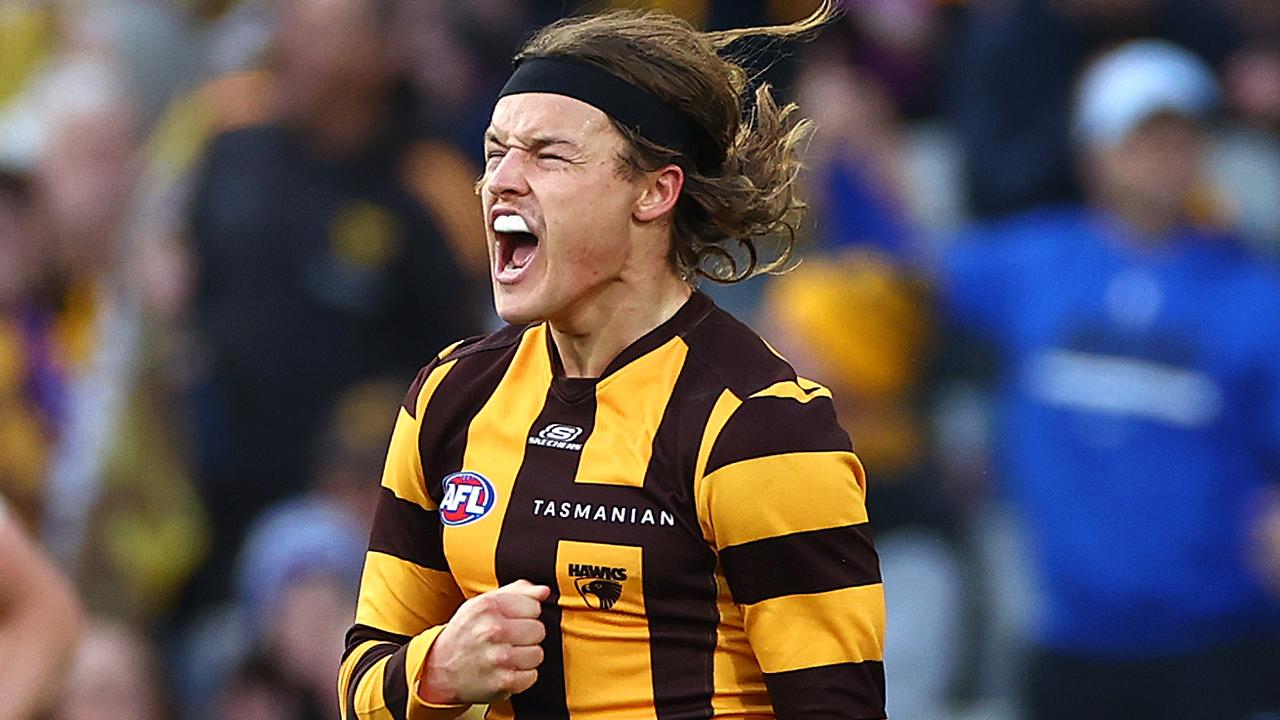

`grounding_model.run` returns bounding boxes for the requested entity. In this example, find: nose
[485,150,530,198]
